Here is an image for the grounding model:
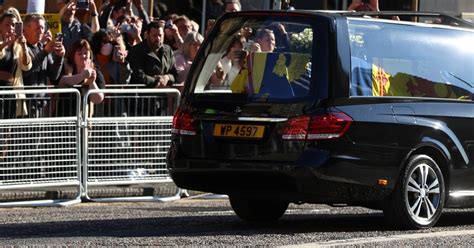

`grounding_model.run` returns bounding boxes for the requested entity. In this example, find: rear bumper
[168,157,394,204]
